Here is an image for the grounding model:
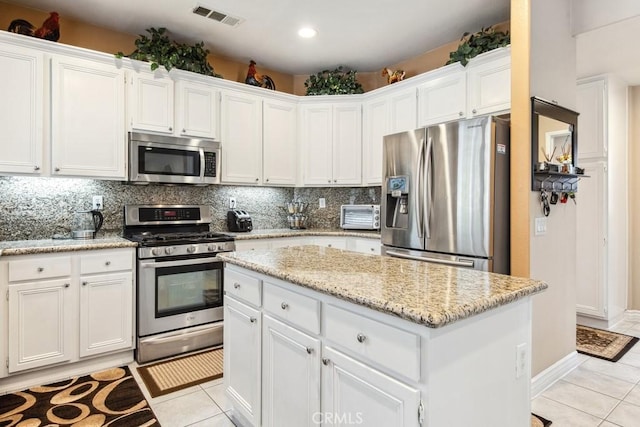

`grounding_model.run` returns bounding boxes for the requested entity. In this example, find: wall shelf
[533,171,588,192]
